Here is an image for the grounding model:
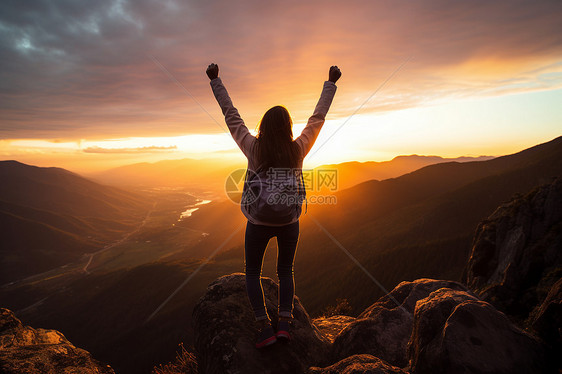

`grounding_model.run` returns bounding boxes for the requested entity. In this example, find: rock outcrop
[329,279,468,368]
[192,273,330,374]
[192,272,554,374]
[467,178,562,321]
[466,178,562,370]
[0,308,114,374]
[408,288,546,374]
